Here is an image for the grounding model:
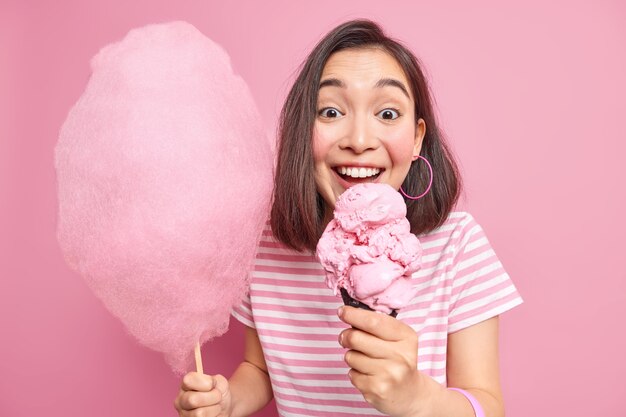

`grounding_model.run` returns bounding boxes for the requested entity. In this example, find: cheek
[383,123,416,163]
[312,126,332,164]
